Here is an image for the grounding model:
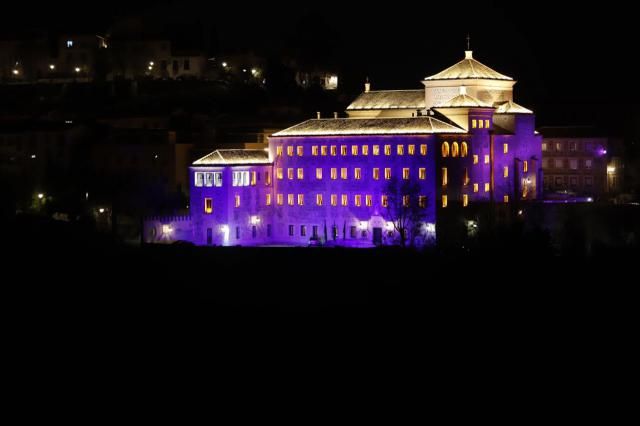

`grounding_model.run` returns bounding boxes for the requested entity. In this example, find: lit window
[341,168,348,179]
[312,146,319,156]
[472,119,477,129]
[66,40,73,48]
[355,168,362,180]
[442,168,448,186]
[451,142,459,158]
[485,183,490,193]
[542,143,547,152]
[479,120,484,129]
[397,145,404,155]
[297,146,304,156]
[366,195,372,207]
[464,168,469,185]
[384,145,391,155]
[504,195,509,203]
[297,168,304,179]
[321,146,328,156]
[381,195,388,207]
[277,194,284,205]
[373,168,380,180]
[504,166,509,178]
[341,145,347,156]
[235,194,241,208]
[301,225,306,237]
[288,168,294,180]
[463,194,468,207]
[266,194,272,205]
[473,183,479,193]
[355,195,362,206]
[419,168,426,180]
[251,171,257,186]
[316,194,323,206]
[341,194,348,206]
[555,142,562,152]
[384,168,391,180]
[503,143,509,154]
[442,195,448,208]
[473,155,479,164]
[523,161,528,173]
[204,198,213,214]
[419,196,427,208]
[442,142,450,158]
[232,171,250,187]
[420,144,427,156]
[316,168,323,180]
[373,145,380,156]
[331,194,337,206]
[461,142,468,157]
[403,195,410,207]
[485,120,490,128]
[352,145,358,156]
[298,194,304,205]
[331,146,337,156]
[288,194,294,206]
[362,145,369,155]
[265,171,271,186]
[484,155,490,164]
[403,168,410,180]
[287,146,294,156]
[289,225,294,237]
[408,145,415,155]
[277,168,283,179]
[195,172,204,187]
[276,146,283,157]
[331,168,337,180]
